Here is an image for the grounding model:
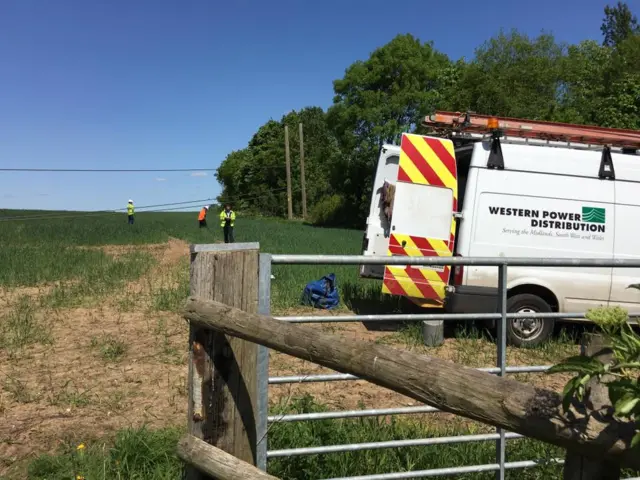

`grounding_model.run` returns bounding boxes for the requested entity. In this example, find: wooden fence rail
[182,296,640,474]
[177,435,279,480]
